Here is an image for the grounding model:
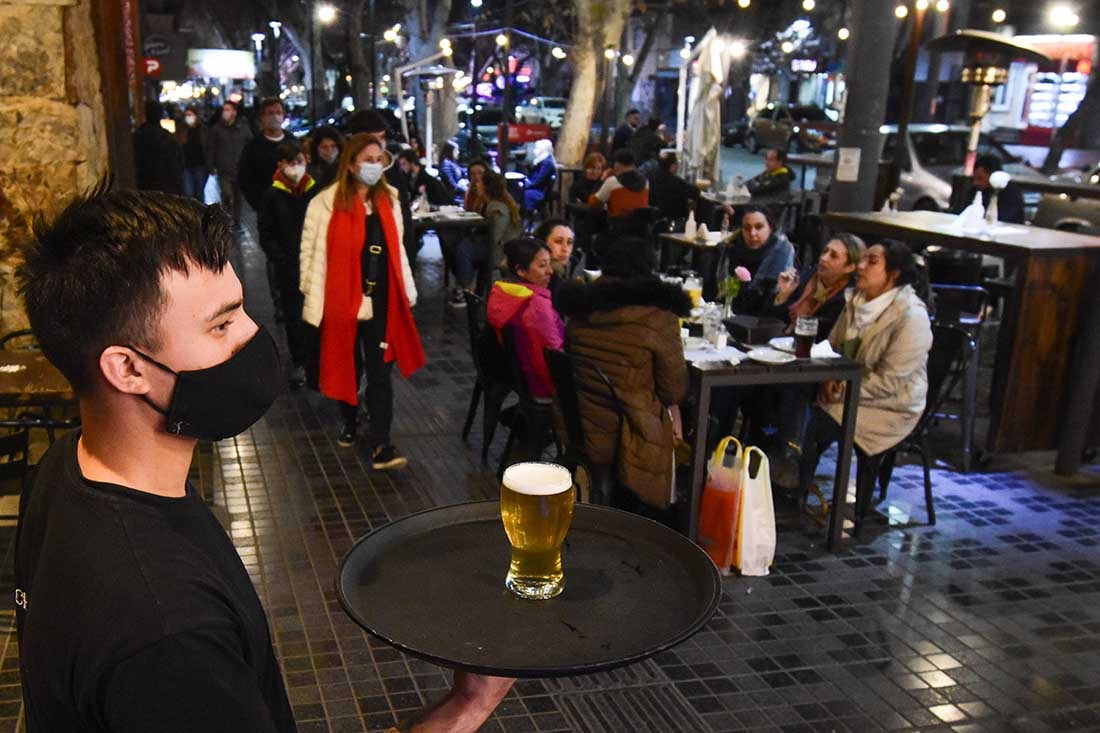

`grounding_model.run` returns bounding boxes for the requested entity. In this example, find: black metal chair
[851,324,971,533]
[0,420,32,520]
[460,290,515,465]
[925,247,984,284]
[496,327,557,479]
[544,349,624,505]
[929,283,987,472]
